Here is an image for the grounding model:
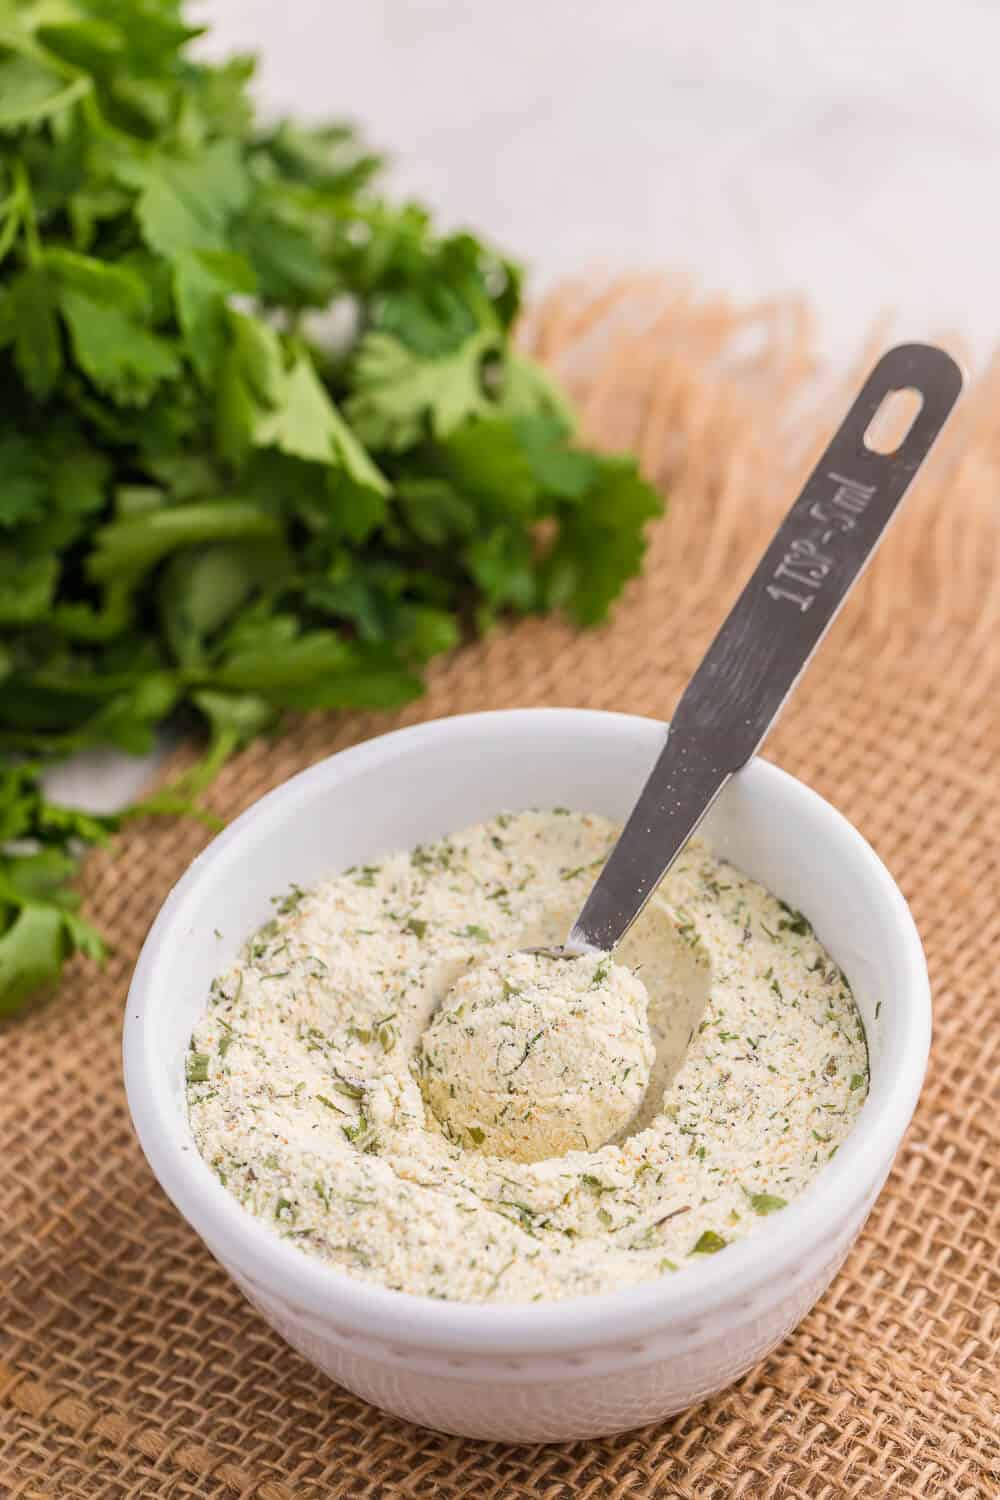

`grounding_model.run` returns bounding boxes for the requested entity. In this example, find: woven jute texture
[2,282,998,1499]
